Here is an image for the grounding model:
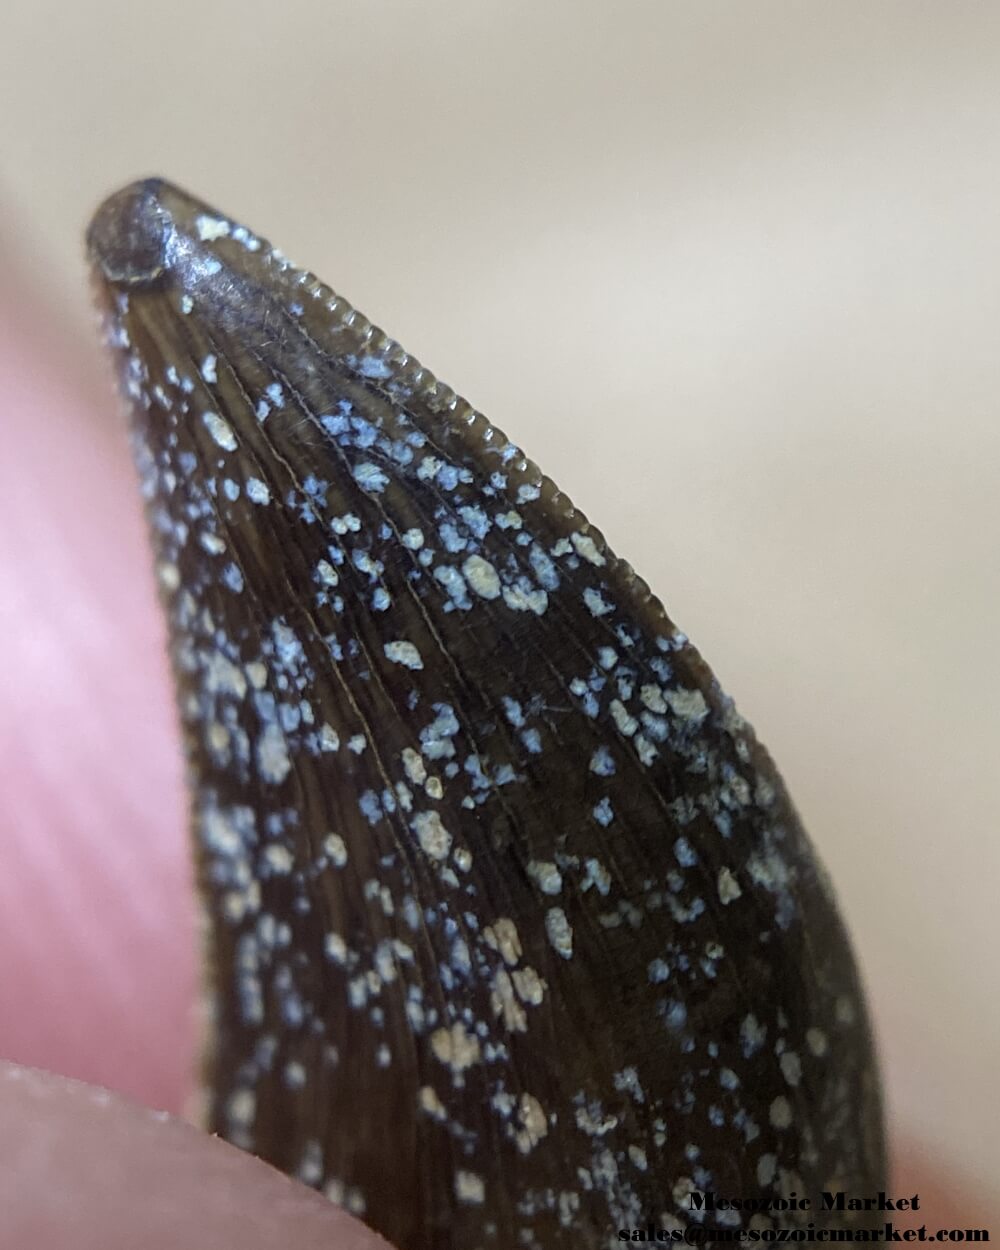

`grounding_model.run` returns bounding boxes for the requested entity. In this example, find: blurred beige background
[2,0,998,1200]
